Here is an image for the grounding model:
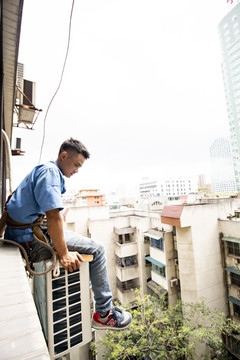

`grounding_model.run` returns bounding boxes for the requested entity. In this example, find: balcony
[115,241,138,258]
[116,265,139,282]
[223,333,240,359]
[114,226,136,245]
[116,279,139,305]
